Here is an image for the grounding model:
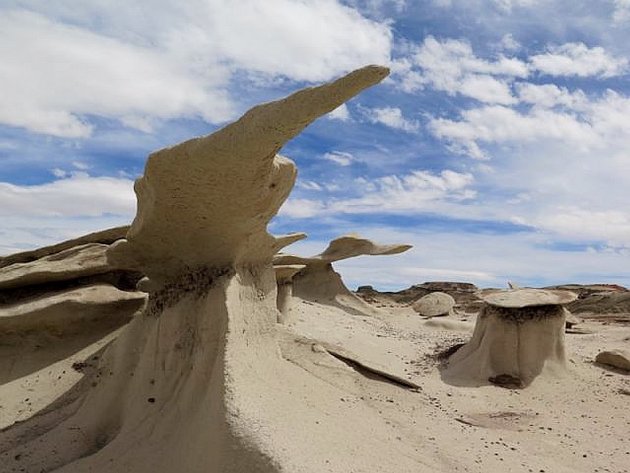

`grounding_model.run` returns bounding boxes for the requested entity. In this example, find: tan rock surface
[275,234,412,318]
[107,67,389,285]
[412,292,456,317]
[596,349,630,371]
[444,289,574,387]
[0,243,112,290]
[0,283,145,333]
[0,66,405,473]
[0,226,129,269]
